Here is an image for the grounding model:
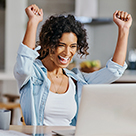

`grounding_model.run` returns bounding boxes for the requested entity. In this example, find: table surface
[9,125,75,136]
